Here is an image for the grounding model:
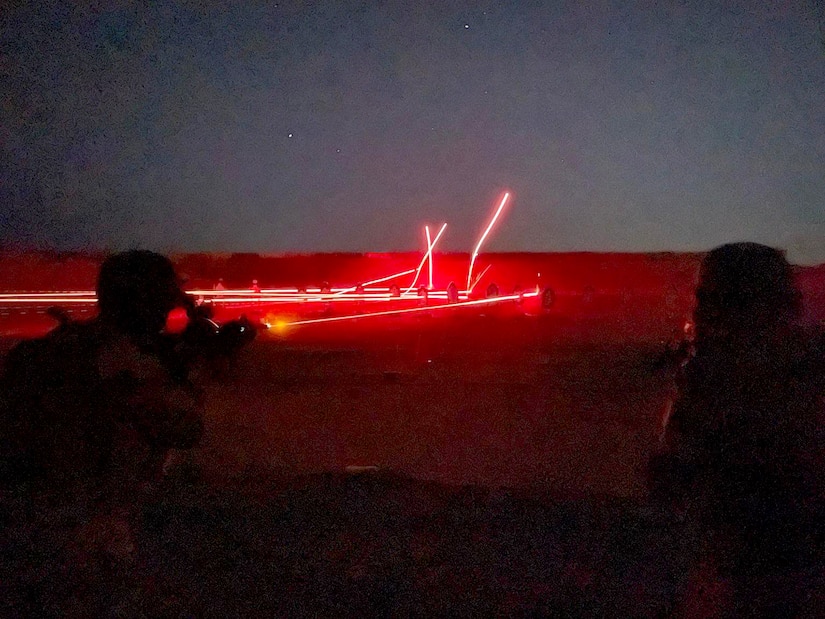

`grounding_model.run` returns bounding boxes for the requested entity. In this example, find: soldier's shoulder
[4,321,103,376]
